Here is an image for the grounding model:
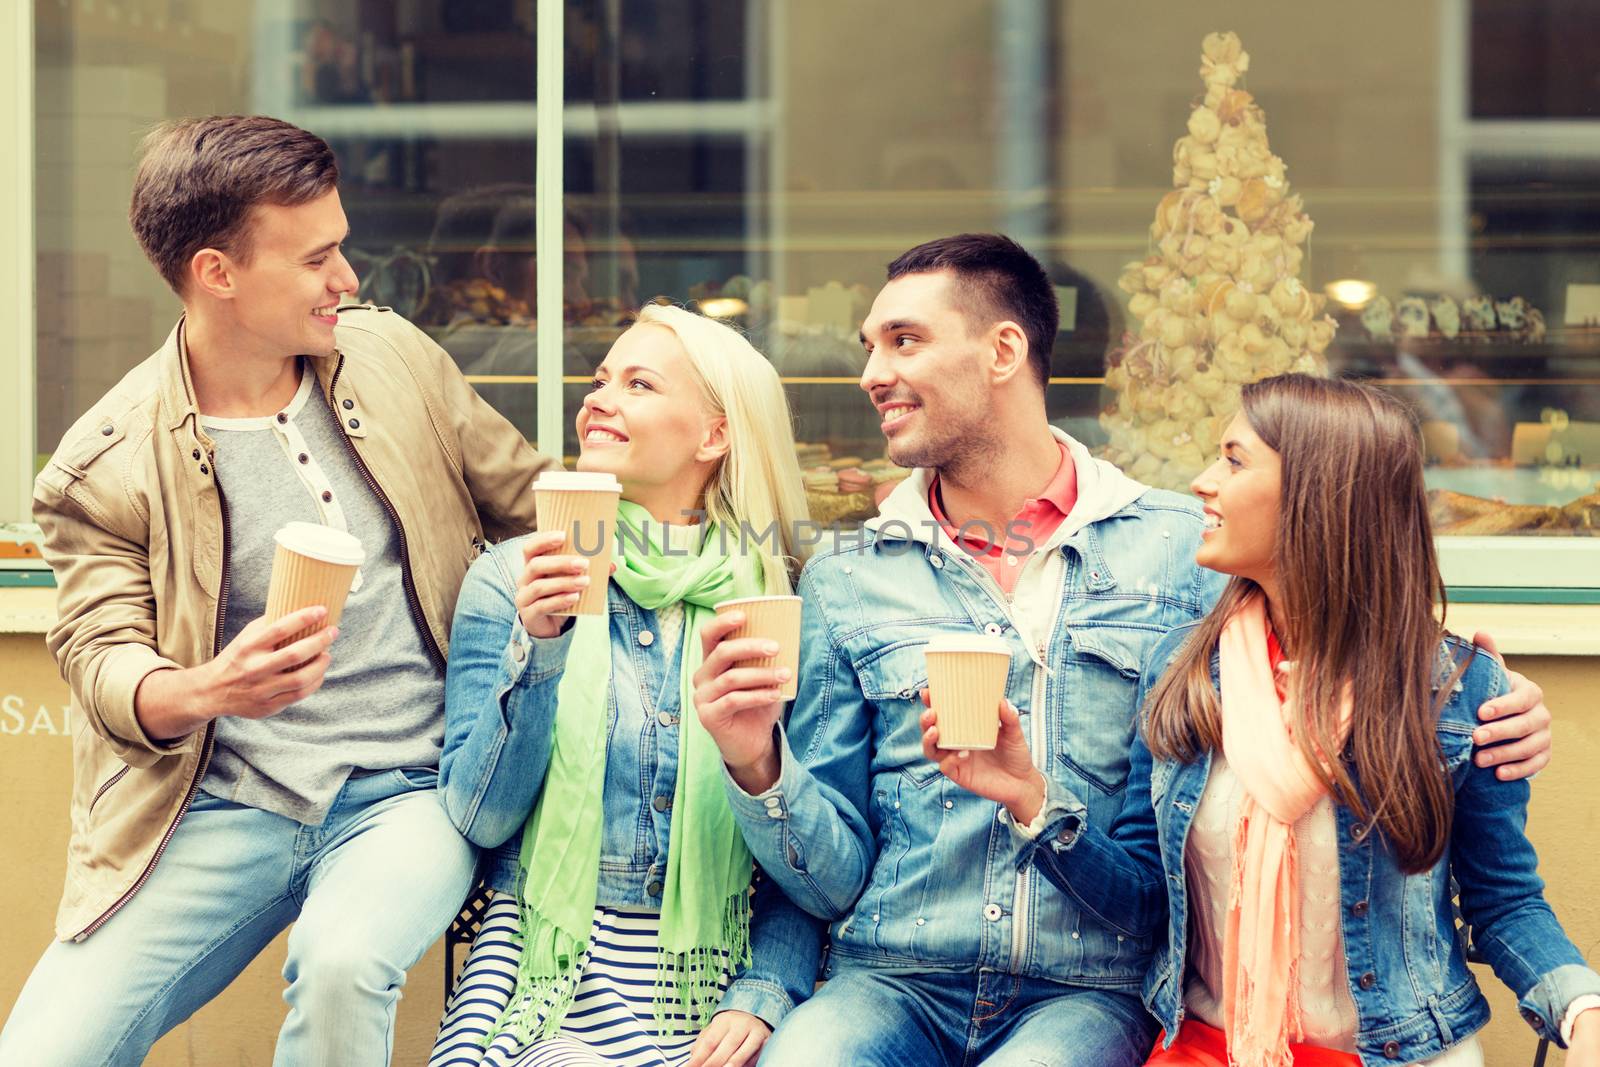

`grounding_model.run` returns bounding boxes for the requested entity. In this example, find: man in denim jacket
[693,234,1555,1065]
